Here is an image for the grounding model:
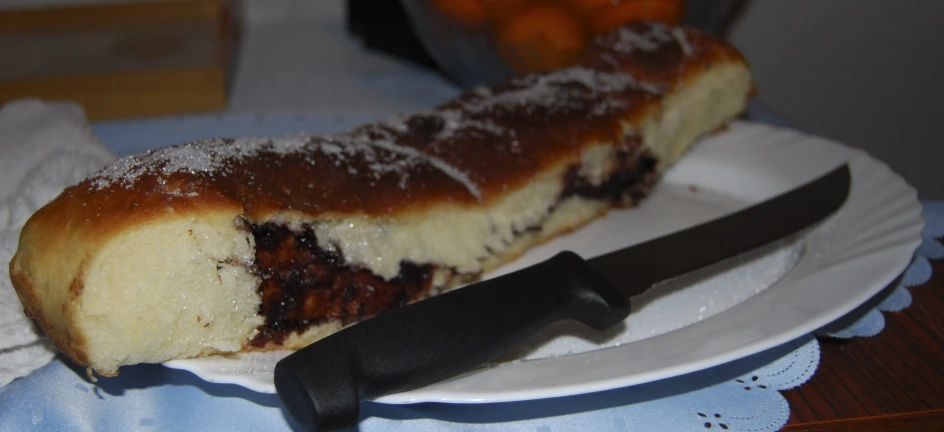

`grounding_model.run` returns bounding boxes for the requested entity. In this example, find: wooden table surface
[782,255,944,431]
